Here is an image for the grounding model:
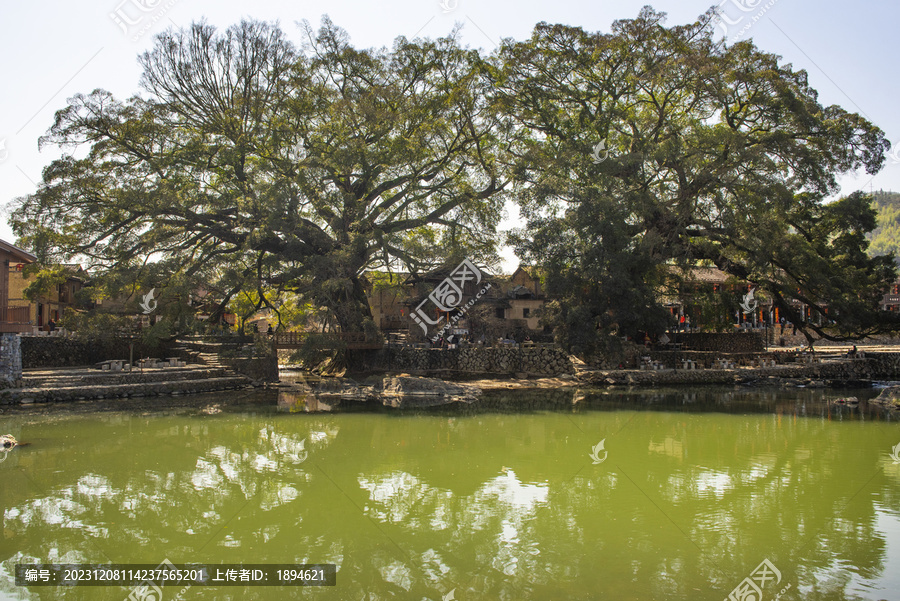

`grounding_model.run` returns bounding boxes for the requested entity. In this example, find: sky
[1,0,898,274]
